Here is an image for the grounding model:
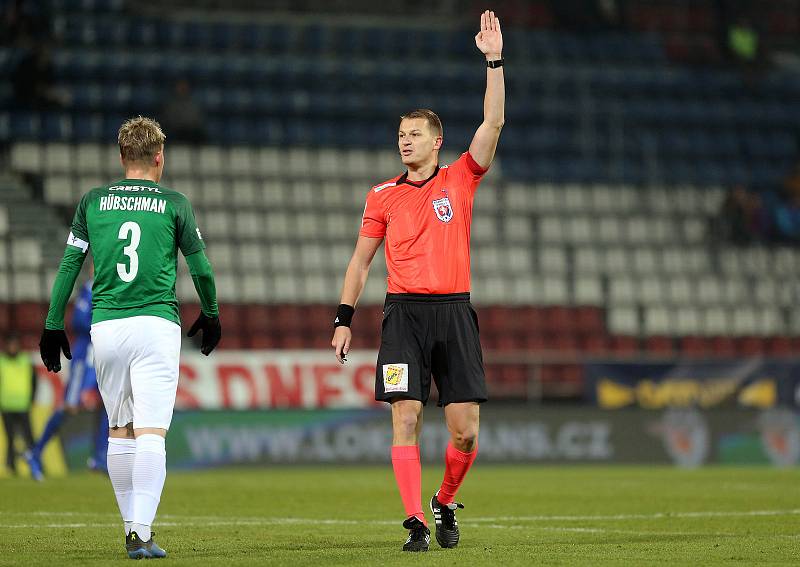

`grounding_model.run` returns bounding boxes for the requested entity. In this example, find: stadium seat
[11,302,46,333]
[573,277,603,305]
[645,336,674,355]
[10,142,43,172]
[0,272,9,302]
[709,336,737,357]
[11,239,43,269]
[610,336,640,354]
[737,337,767,356]
[766,337,793,356]
[44,143,72,172]
[0,209,7,237]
